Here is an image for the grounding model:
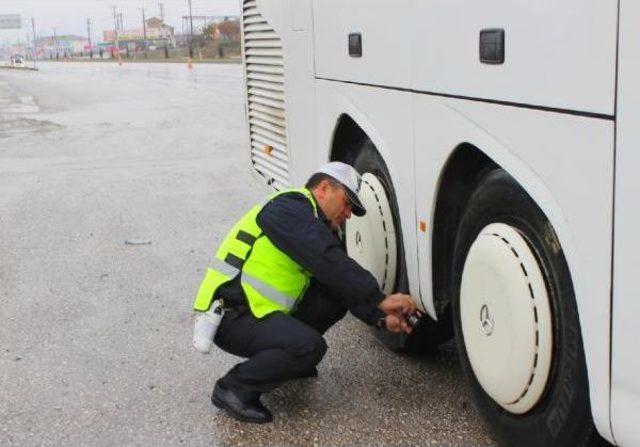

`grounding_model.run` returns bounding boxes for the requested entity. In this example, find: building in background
[102,16,175,52]
[38,35,88,59]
